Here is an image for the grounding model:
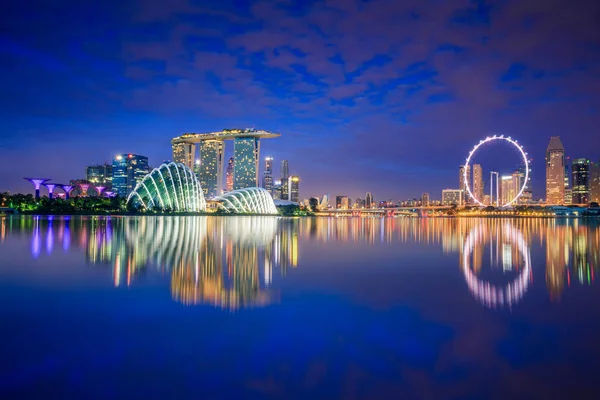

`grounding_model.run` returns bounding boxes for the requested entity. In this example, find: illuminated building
[517,165,532,204]
[288,175,300,202]
[193,159,200,177]
[571,158,590,204]
[263,157,273,194]
[546,136,565,204]
[365,192,374,209]
[226,157,234,192]
[564,162,572,204]
[459,165,471,205]
[172,129,280,192]
[127,162,206,212]
[272,180,282,200]
[500,175,517,205]
[171,142,196,169]
[233,137,259,189]
[336,196,347,209]
[112,154,149,198]
[213,188,277,214]
[442,189,462,206]
[472,164,483,203]
[421,193,429,207]
[281,160,289,200]
[198,140,224,198]
[591,160,600,203]
[86,164,113,189]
